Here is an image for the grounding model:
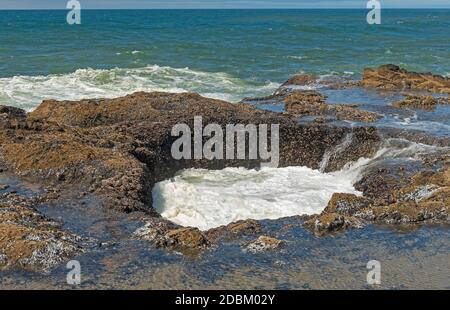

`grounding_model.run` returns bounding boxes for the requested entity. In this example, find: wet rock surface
[245,236,285,253]
[0,64,449,273]
[284,90,381,122]
[359,64,450,94]
[0,193,83,272]
[392,94,449,110]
